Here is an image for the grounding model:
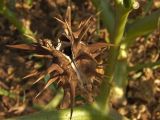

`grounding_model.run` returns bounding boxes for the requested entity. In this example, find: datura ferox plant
[3,0,159,119]
[7,6,112,118]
